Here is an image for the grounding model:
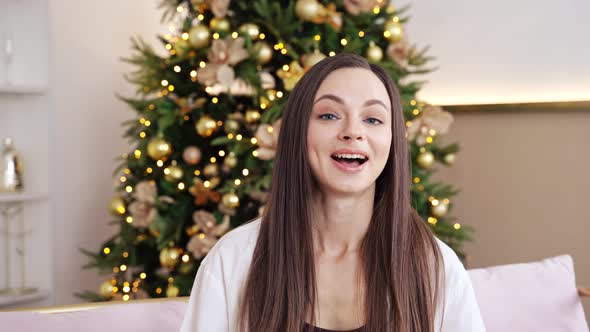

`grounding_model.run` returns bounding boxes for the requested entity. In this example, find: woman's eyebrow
[314,94,389,111]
